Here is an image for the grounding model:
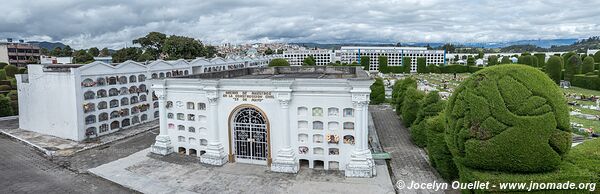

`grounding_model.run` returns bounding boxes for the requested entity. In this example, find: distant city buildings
[283,49,334,66]
[40,56,113,64]
[0,39,41,67]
